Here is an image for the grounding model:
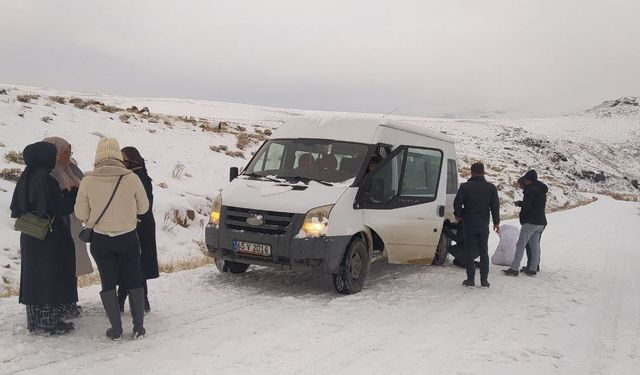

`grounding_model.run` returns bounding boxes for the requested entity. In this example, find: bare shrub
[119,113,131,123]
[163,119,173,126]
[263,129,273,136]
[147,117,159,124]
[158,182,168,189]
[17,94,39,103]
[100,104,122,113]
[5,151,24,164]
[172,161,186,179]
[163,208,190,230]
[70,98,89,109]
[161,211,178,232]
[236,125,247,132]
[235,132,252,150]
[250,133,266,141]
[147,129,157,134]
[41,116,53,124]
[218,145,228,151]
[225,150,245,159]
[200,122,216,132]
[209,146,221,152]
[49,96,66,104]
[183,116,198,126]
[0,168,22,182]
[91,131,105,138]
